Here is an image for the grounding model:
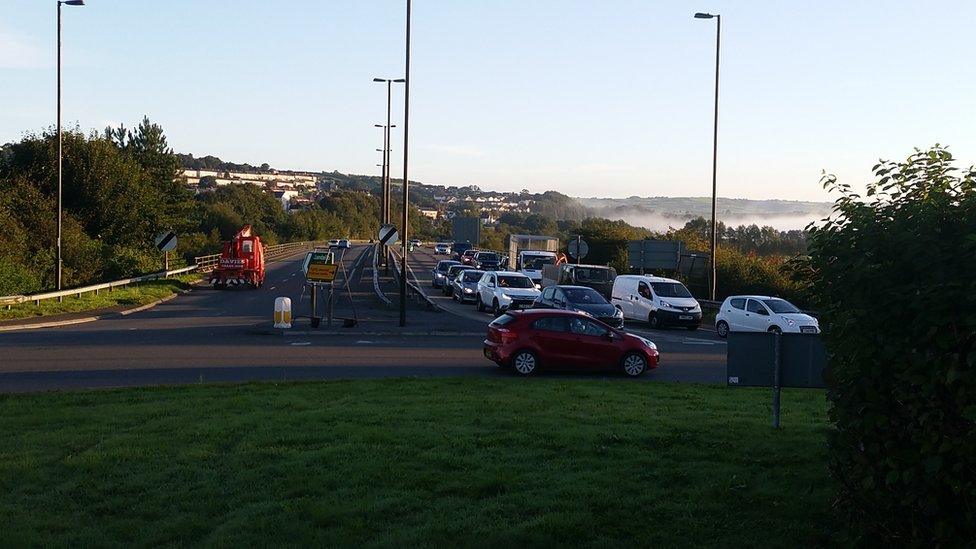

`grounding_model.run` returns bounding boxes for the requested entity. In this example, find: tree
[804,146,975,544]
